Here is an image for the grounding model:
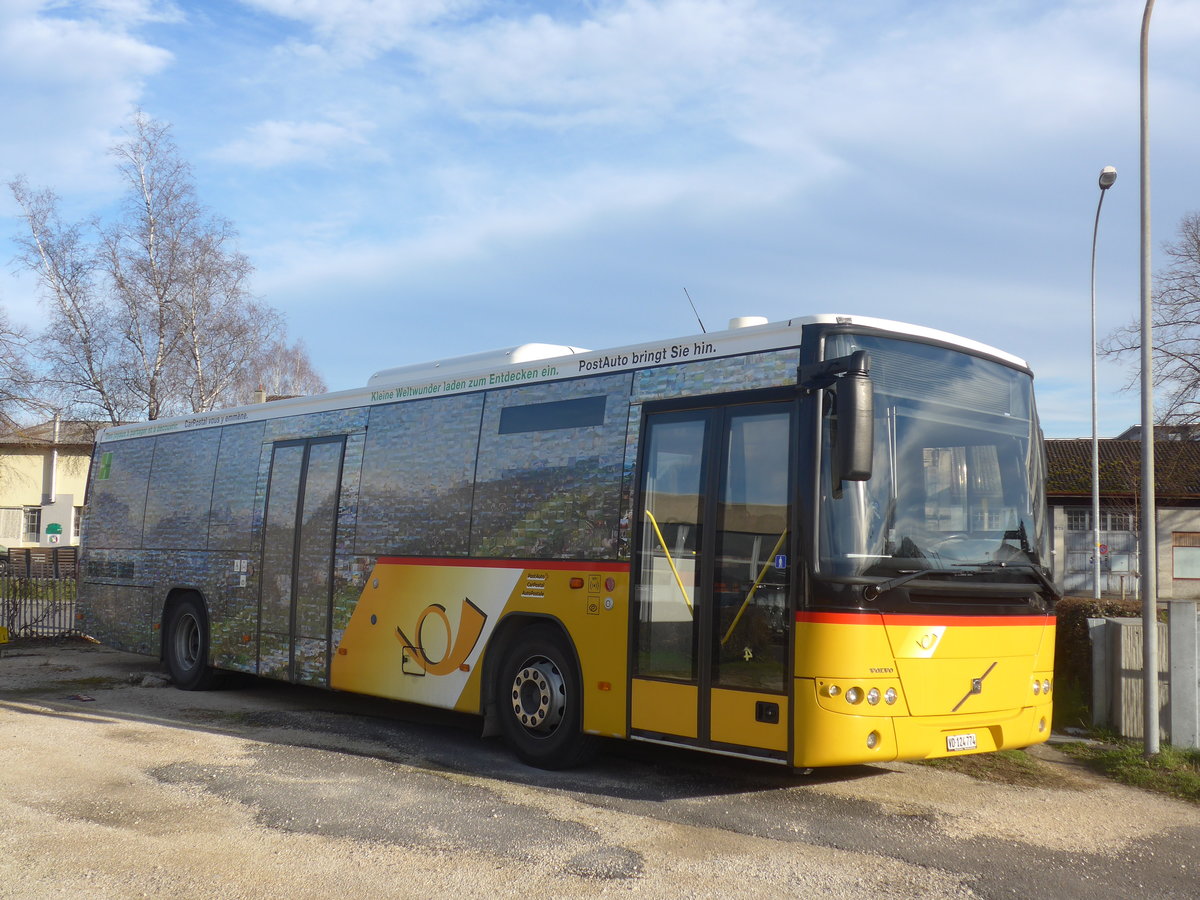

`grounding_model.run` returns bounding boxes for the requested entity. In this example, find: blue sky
[1,0,1198,437]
